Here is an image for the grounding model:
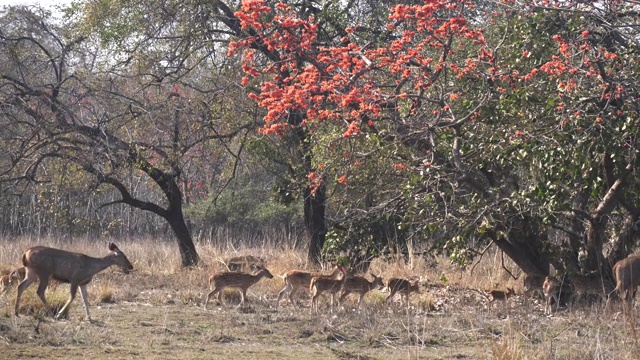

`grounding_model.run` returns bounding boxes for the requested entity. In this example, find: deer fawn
[612,255,640,307]
[385,278,420,306]
[338,273,384,309]
[205,266,274,309]
[0,275,11,294]
[310,266,347,313]
[10,267,26,282]
[0,267,26,294]
[15,243,133,321]
[488,287,515,309]
[276,265,343,309]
